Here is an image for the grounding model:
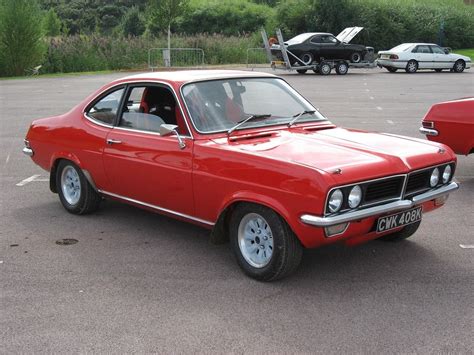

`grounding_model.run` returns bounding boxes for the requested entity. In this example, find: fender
[218,190,294,230]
